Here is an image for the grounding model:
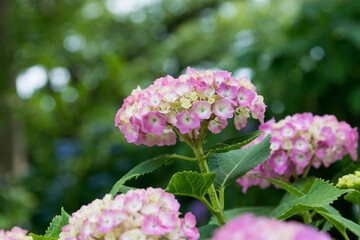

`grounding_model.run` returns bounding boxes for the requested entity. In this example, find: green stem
[204,151,212,160]
[193,145,227,225]
[171,120,226,225]
[293,172,299,182]
[172,154,197,162]
[199,196,219,215]
[302,210,312,224]
[219,187,225,210]
[302,156,315,179]
[309,210,317,219]
[342,232,350,240]
[171,126,194,146]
